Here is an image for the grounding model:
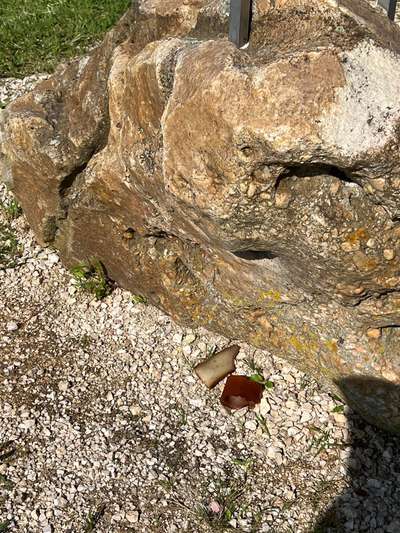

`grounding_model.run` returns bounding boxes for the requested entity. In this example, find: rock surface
[2,0,400,432]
